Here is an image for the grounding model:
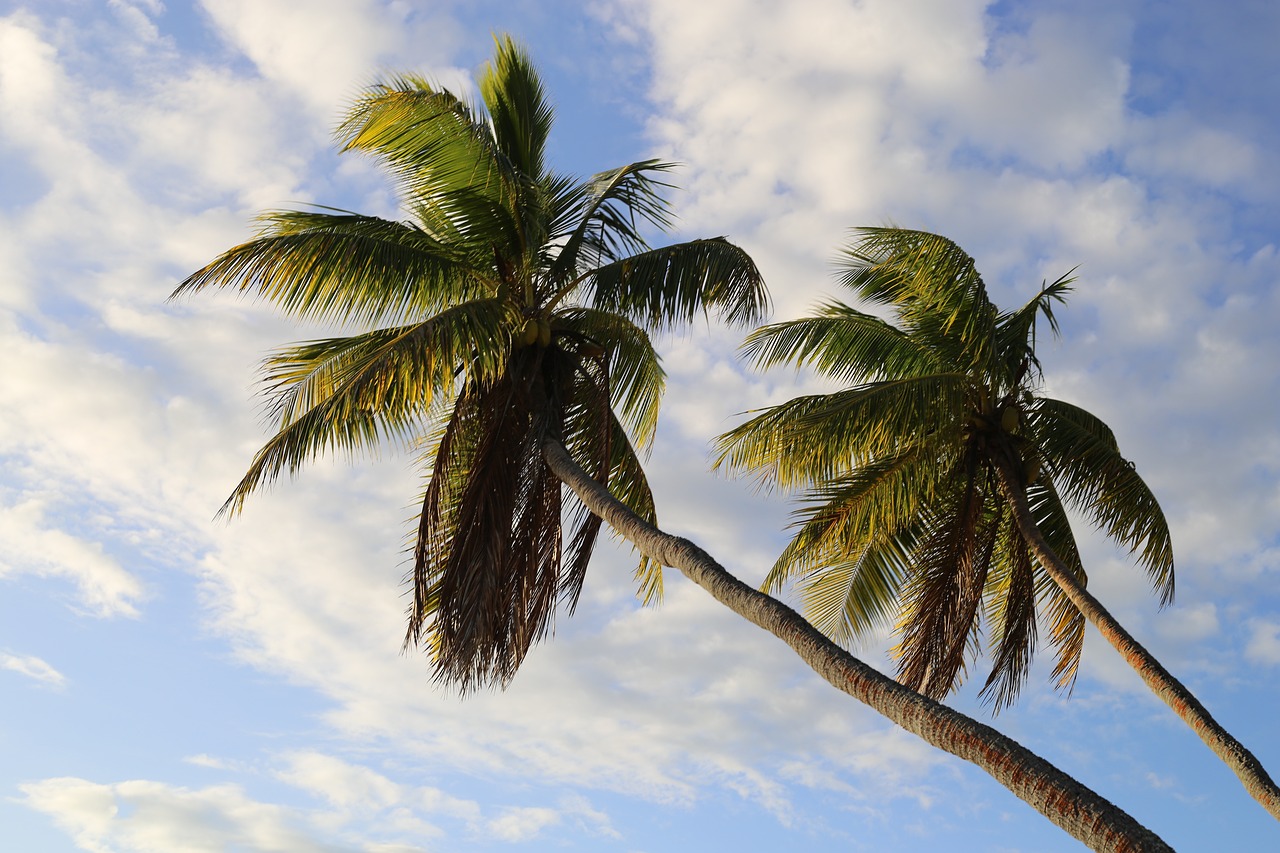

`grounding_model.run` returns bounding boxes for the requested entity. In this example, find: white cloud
[1153,603,1219,645]
[1246,621,1280,666]
[484,806,560,843]
[107,0,163,45]
[275,752,405,813]
[197,0,462,117]
[557,793,621,840]
[20,778,353,853]
[21,758,621,852]
[0,651,67,687]
[0,497,143,617]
